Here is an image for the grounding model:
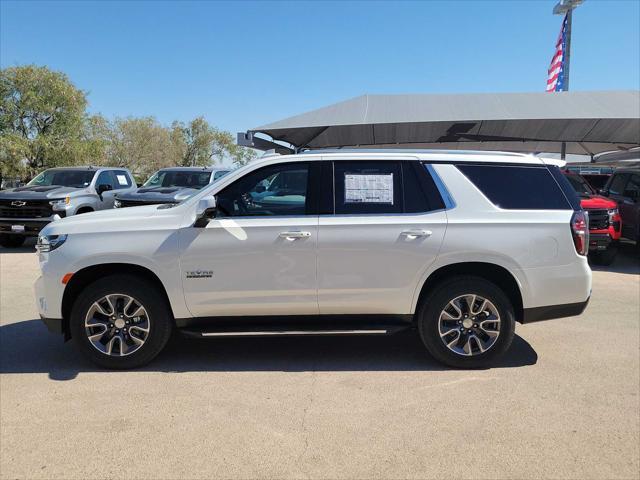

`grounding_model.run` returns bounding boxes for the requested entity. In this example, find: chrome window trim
[425,163,456,210]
